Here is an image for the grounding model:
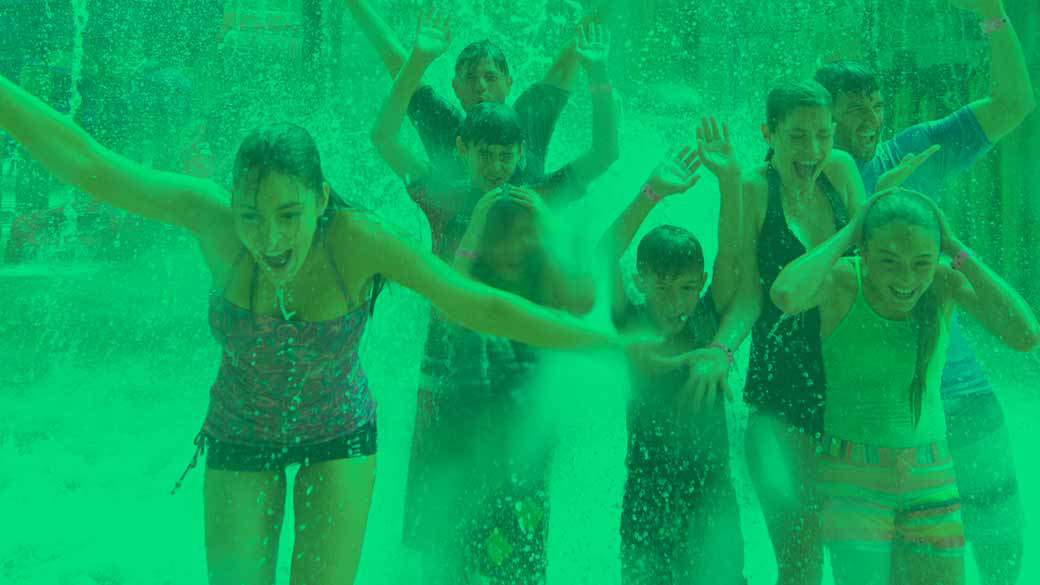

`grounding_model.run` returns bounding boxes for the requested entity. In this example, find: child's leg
[818,439,901,585]
[745,410,823,585]
[204,466,288,585]
[680,474,746,584]
[619,469,677,585]
[290,455,377,585]
[943,390,1023,585]
[892,443,965,585]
